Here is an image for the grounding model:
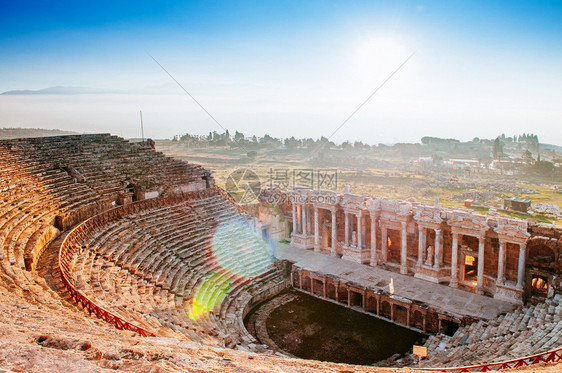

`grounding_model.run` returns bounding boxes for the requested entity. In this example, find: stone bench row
[417,298,562,367]
[65,191,277,345]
